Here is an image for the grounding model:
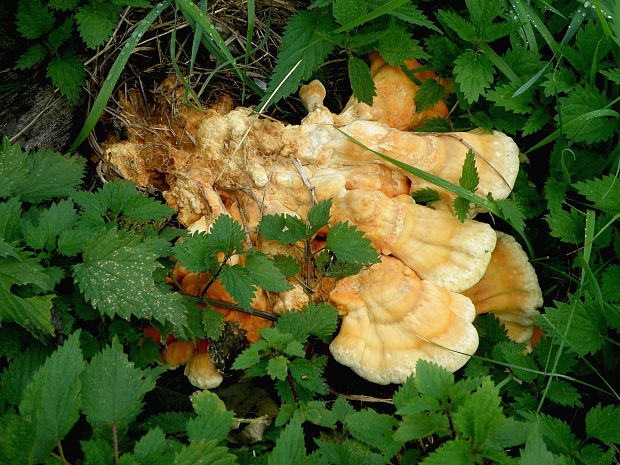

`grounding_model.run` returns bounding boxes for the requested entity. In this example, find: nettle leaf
[141,411,192,435]
[132,428,178,464]
[345,410,402,458]
[307,199,332,233]
[454,50,495,104]
[75,3,120,48]
[81,338,162,427]
[368,0,437,31]
[495,198,525,235]
[574,175,620,213]
[73,229,188,327]
[545,209,584,244]
[0,413,36,465]
[48,17,74,48]
[19,332,85,462]
[485,82,533,115]
[326,221,379,264]
[332,0,367,26]
[15,44,48,69]
[411,188,441,205]
[276,302,339,343]
[452,379,504,446]
[202,305,225,341]
[173,440,237,465]
[0,255,55,334]
[411,116,452,132]
[523,107,550,136]
[586,404,620,445]
[545,379,582,408]
[0,139,84,202]
[519,421,557,465]
[395,412,447,442]
[268,417,306,465]
[258,213,307,244]
[16,0,55,39]
[601,265,620,303]
[348,57,376,106]
[49,0,78,9]
[414,360,454,403]
[378,25,428,65]
[453,150,479,221]
[0,346,49,407]
[47,52,86,103]
[537,300,603,356]
[173,232,218,273]
[437,9,476,42]
[219,264,256,310]
[245,253,292,292]
[600,67,620,85]
[277,356,328,402]
[544,178,568,212]
[415,78,445,112]
[81,439,113,465]
[272,254,301,277]
[556,84,618,144]
[267,355,289,381]
[187,390,234,443]
[21,200,77,251]
[260,10,336,108]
